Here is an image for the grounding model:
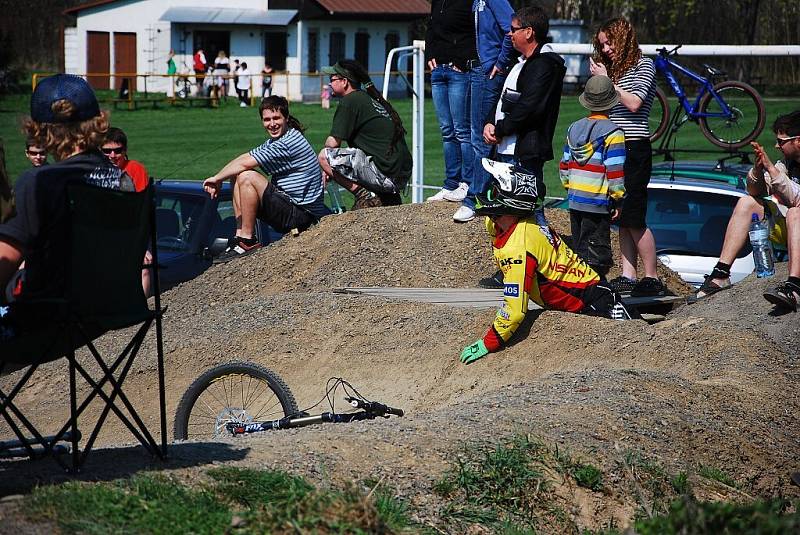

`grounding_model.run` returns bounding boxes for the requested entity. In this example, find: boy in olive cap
[558,75,626,279]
